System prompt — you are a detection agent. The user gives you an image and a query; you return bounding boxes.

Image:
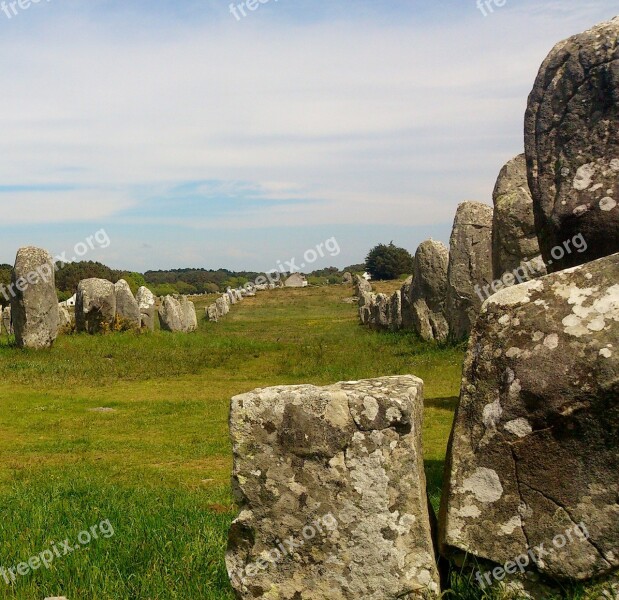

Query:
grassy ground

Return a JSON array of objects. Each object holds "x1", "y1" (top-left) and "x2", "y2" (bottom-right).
[{"x1": 0, "y1": 285, "x2": 610, "y2": 599}]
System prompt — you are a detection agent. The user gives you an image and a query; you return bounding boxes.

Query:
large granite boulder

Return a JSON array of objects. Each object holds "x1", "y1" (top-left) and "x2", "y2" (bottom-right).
[
  {"x1": 10, "y1": 247, "x2": 59, "y2": 349},
  {"x1": 400, "y1": 276, "x2": 414, "y2": 330},
  {"x1": 353, "y1": 274, "x2": 372, "y2": 296},
  {"x1": 369, "y1": 293, "x2": 390, "y2": 330},
  {"x1": 136, "y1": 286, "x2": 156, "y2": 331},
  {"x1": 2, "y1": 306, "x2": 12, "y2": 335},
  {"x1": 114, "y1": 279, "x2": 141, "y2": 330},
  {"x1": 439, "y1": 252, "x2": 619, "y2": 591},
  {"x1": 158, "y1": 296, "x2": 197, "y2": 333},
  {"x1": 206, "y1": 304, "x2": 219, "y2": 322},
  {"x1": 227, "y1": 376, "x2": 440, "y2": 599},
  {"x1": 216, "y1": 295, "x2": 230, "y2": 318},
  {"x1": 342, "y1": 272, "x2": 353, "y2": 285},
  {"x1": 179, "y1": 296, "x2": 198, "y2": 332},
  {"x1": 525, "y1": 17, "x2": 619, "y2": 271},
  {"x1": 58, "y1": 303, "x2": 73, "y2": 332},
  {"x1": 76, "y1": 278, "x2": 116, "y2": 334},
  {"x1": 408, "y1": 240, "x2": 449, "y2": 342},
  {"x1": 492, "y1": 154, "x2": 546, "y2": 283},
  {"x1": 158, "y1": 295, "x2": 184, "y2": 332},
  {"x1": 358, "y1": 291, "x2": 375, "y2": 326},
  {"x1": 446, "y1": 202, "x2": 494, "y2": 341}
]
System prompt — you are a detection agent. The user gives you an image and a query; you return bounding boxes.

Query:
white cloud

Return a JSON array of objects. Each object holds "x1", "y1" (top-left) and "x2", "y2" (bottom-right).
[{"x1": 0, "y1": 1, "x2": 615, "y2": 236}]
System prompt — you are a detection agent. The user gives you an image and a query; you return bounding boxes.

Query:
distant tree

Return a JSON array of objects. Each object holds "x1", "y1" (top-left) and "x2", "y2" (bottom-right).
[
  {"x1": 121, "y1": 272, "x2": 146, "y2": 295},
  {"x1": 343, "y1": 263, "x2": 365, "y2": 274},
  {"x1": 365, "y1": 242, "x2": 413, "y2": 280},
  {"x1": 54, "y1": 261, "x2": 121, "y2": 296}
]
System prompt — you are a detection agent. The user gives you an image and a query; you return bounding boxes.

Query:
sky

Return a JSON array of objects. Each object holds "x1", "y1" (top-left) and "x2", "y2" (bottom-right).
[{"x1": 0, "y1": 0, "x2": 616, "y2": 273}]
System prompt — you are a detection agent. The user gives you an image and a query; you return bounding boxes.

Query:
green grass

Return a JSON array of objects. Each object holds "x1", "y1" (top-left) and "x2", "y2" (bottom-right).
[{"x1": 0, "y1": 285, "x2": 608, "y2": 599}]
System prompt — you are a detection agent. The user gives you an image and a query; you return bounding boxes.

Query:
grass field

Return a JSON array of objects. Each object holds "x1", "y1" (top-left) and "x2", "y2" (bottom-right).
[{"x1": 0, "y1": 285, "x2": 610, "y2": 599}]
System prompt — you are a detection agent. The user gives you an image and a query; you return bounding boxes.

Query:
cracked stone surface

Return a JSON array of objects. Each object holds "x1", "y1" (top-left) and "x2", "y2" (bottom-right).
[
  {"x1": 492, "y1": 154, "x2": 546, "y2": 283},
  {"x1": 158, "y1": 295, "x2": 197, "y2": 332},
  {"x1": 446, "y1": 201, "x2": 494, "y2": 341},
  {"x1": 525, "y1": 17, "x2": 619, "y2": 270},
  {"x1": 136, "y1": 286, "x2": 157, "y2": 331},
  {"x1": 11, "y1": 246, "x2": 59, "y2": 349},
  {"x1": 76, "y1": 278, "x2": 116, "y2": 334},
  {"x1": 114, "y1": 279, "x2": 141, "y2": 330},
  {"x1": 405, "y1": 240, "x2": 449, "y2": 343},
  {"x1": 439, "y1": 252, "x2": 619, "y2": 585},
  {"x1": 227, "y1": 376, "x2": 440, "y2": 599}
]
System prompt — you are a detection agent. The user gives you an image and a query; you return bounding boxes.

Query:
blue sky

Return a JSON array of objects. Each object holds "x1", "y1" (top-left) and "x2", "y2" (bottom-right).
[{"x1": 0, "y1": 0, "x2": 616, "y2": 272}]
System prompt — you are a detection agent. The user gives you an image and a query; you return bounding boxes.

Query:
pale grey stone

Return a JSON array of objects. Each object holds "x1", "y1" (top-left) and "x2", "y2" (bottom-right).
[
  {"x1": 10, "y1": 246, "x2": 59, "y2": 349},
  {"x1": 227, "y1": 376, "x2": 441, "y2": 599},
  {"x1": 76, "y1": 278, "x2": 116, "y2": 334}
]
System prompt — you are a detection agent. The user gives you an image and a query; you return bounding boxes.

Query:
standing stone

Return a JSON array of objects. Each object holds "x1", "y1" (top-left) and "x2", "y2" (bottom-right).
[
  {"x1": 525, "y1": 17, "x2": 619, "y2": 271},
  {"x1": 342, "y1": 272, "x2": 353, "y2": 285},
  {"x1": 179, "y1": 296, "x2": 198, "y2": 332},
  {"x1": 353, "y1": 274, "x2": 372, "y2": 296},
  {"x1": 2, "y1": 306, "x2": 12, "y2": 335},
  {"x1": 76, "y1": 279, "x2": 116, "y2": 334},
  {"x1": 114, "y1": 279, "x2": 141, "y2": 330},
  {"x1": 387, "y1": 290, "x2": 402, "y2": 331},
  {"x1": 228, "y1": 289, "x2": 238, "y2": 305},
  {"x1": 206, "y1": 304, "x2": 219, "y2": 322},
  {"x1": 400, "y1": 276, "x2": 414, "y2": 330},
  {"x1": 358, "y1": 291, "x2": 375, "y2": 326},
  {"x1": 446, "y1": 202, "x2": 494, "y2": 341},
  {"x1": 227, "y1": 376, "x2": 441, "y2": 599},
  {"x1": 11, "y1": 247, "x2": 59, "y2": 349},
  {"x1": 369, "y1": 293, "x2": 390, "y2": 330},
  {"x1": 408, "y1": 240, "x2": 449, "y2": 342},
  {"x1": 58, "y1": 303, "x2": 72, "y2": 331},
  {"x1": 136, "y1": 286, "x2": 156, "y2": 331},
  {"x1": 440, "y1": 252, "x2": 619, "y2": 592},
  {"x1": 158, "y1": 295, "x2": 184, "y2": 332},
  {"x1": 492, "y1": 154, "x2": 546, "y2": 282},
  {"x1": 216, "y1": 296, "x2": 230, "y2": 318}
]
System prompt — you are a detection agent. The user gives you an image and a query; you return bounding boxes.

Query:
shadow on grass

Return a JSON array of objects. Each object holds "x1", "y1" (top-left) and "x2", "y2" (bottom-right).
[{"x1": 426, "y1": 396, "x2": 459, "y2": 411}]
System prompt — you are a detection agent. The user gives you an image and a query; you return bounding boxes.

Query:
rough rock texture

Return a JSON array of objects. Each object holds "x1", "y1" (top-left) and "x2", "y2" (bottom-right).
[
  {"x1": 492, "y1": 154, "x2": 547, "y2": 282},
  {"x1": 158, "y1": 296, "x2": 184, "y2": 332},
  {"x1": 136, "y1": 286, "x2": 156, "y2": 331},
  {"x1": 76, "y1": 278, "x2": 116, "y2": 334},
  {"x1": 11, "y1": 247, "x2": 59, "y2": 349},
  {"x1": 206, "y1": 304, "x2": 219, "y2": 322},
  {"x1": 179, "y1": 296, "x2": 198, "y2": 332},
  {"x1": 227, "y1": 376, "x2": 440, "y2": 599},
  {"x1": 342, "y1": 272, "x2": 353, "y2": 285},
  {"x1": 400, "y1": 276, "x2": 414, "y2": 330},
  {"x1": 408, "y1": 240, "x2": 450, "y2": 342},
  {"x1": 216, "y1": 295, "x2": 230, "y2": 318},
  {"x1": 440, "y1": 252, "x2": 619, "y2": 587},
  {"x1": 114, "y1": 279, "x2": 141, "y2": 329},
  {"x1": 158, "y1": 296, "x2": 197, "y2": 333},
  {"x1": 446, "y1": 202, "x2": 494, "y2": 341},
  {"x1": 353, "y1": 274, "x2": 372, "y2": 296},
  {"x1": 2, "y1": 306, "x2": 12, "y2": 335},
  {"x1": 358, "y1": 291, "x2": 374, "y2": 326},
  {"x1": 228, "y1": 289, "x2": 238, "y2": 305},
  {"x1": 58, "y1": 304, "x2": 72, "y2": 331},
  {"x1": 525, "y1": 17, "x2": 619, "y2": 271}
]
